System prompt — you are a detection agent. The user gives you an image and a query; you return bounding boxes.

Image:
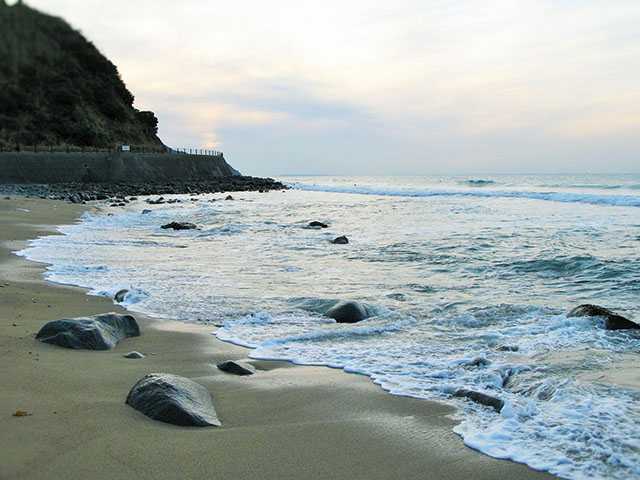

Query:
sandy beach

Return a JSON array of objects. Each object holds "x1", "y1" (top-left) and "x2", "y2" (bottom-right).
[{"x1": 0, "y1": 195, "x2": 556, "y2": 480}]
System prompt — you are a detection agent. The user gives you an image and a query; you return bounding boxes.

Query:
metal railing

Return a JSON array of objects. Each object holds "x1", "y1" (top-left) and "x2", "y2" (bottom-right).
[
  {"x1": 0, "y1": 144, "x2": 223, "y2": 156},
  {"x1": 169, "y1": 147, "x2": 223, "y2": 156}
]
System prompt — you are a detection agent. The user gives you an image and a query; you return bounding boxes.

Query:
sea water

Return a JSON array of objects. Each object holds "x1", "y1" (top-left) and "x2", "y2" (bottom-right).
[{"x1": 18, "y1": 174, "x2": 640, "y2": 479}]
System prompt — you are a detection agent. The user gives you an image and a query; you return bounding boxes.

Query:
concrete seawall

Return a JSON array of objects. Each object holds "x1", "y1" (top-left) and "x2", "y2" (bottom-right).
[{"x1": 0, "y1": 152, "x2": 241, "y2": 184}]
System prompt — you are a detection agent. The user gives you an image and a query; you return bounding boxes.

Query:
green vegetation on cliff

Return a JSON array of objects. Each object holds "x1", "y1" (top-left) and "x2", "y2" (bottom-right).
[{"x1": 0, "y1": 1, "x2": 163, "y2": 148}]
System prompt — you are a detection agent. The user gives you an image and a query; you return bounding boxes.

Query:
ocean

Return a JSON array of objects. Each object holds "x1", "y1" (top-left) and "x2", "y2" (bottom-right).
[{"x1": 18, "y1": 174, "x2": 640, "y2": 479}]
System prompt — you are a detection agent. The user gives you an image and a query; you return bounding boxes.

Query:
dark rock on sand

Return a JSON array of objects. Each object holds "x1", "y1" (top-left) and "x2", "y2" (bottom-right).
[
  {"x1": 161, "y1": 222, "x2": 197, "y2": 230},
  {"x1": 309, "y1": 221, "x2": 328, "y2": 228},
  {"x1": 126, "y1": 373, "x2": 220, "y2": 427},
  {"x1": 326, "y1": 300, "x2": 368, "y2": 323},
  {"x1": 114, "y1": 289, "x2": 129, "y2": 303},
  {"x1": 35, "y1": 313, "x2": 140, "y2": 350},
  {"x1": 225, "y1": 195, "x2": 234, "y2": 200},
  {"x1": 453, "y1": 388, "x2": 504, "y2": 412},
  {"x1": 146, "y1": 197, "x2": 165, "y2": 205},
  {"x1": 124, "y1": 351, "x2": 145, "y2": 359},
  {"x1": 566, "y1": 304, "x2": 640, "y2": 330},
  {"x1": 217, "y1": 360, "x2": 256, "y2": 376},
  {"x1": 331, "y1": 236, "x2": 349, "y2": 244}
]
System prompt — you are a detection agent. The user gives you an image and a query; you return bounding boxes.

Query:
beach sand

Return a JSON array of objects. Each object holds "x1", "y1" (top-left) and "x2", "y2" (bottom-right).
[{"x1": 0, "y1": 196, "x2": 556, "y2": 480}]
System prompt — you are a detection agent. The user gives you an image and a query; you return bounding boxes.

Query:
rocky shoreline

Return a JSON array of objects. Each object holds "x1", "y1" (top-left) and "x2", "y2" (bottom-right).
[
  {"x1": 0, "y1": 195, "x2": 558, "y2": 480},
  {"x1": 0, "y1": 176, "x2": 287, "y2": 203}
]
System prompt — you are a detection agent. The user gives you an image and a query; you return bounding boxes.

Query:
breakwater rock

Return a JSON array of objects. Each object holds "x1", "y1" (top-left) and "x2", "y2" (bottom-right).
[{"x1": 0, "y1": 176, "x2": 287, "y2": 202}]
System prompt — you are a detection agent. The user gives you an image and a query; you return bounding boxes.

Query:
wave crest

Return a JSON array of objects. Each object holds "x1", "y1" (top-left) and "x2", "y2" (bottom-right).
[{"x1": 291, "y1": 183, "x2": 640, "y2": 207}]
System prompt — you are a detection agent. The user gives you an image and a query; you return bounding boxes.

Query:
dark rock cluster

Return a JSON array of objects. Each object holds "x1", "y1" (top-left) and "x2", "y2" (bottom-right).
[{"x1": 0, "y1": 177, "x2": 287, "y2": 202}]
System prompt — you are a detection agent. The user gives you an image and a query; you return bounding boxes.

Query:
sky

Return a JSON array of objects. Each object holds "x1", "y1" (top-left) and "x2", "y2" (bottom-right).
[{"x1": 16, "y1": 0, "x2": 640, "y2": 175}]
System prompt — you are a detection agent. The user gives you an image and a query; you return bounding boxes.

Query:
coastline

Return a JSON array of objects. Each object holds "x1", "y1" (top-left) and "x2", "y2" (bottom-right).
[{"x1": 0, "y1": 196, "x2": 556, "y2": 480}]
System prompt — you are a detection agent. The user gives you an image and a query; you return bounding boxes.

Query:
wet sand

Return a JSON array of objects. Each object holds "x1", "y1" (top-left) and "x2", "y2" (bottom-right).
[{"x1": 0, "y1": 195, "x2": 556, "y2": 480}]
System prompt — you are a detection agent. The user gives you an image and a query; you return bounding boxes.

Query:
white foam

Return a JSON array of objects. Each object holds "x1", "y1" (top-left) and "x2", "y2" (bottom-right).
[{"x1": 291, "y1": 183, "x2": 640, "y2": 207}]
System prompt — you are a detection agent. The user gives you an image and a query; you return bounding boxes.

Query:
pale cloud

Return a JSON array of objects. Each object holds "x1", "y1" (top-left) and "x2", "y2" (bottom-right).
[
  {"x1": 552, "y1": 112, "x2": 640, "y2": 138},
  {"x1": 20, "y1": 0, "x2": 640, "y2": 173}
]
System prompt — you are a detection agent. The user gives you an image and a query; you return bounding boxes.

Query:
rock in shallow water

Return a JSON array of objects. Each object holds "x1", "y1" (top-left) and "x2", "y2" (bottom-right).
[
  {"x1": 331, "y1": 236, "x2": 349, "y2": 244},
  {"x1": 114, "y1": 289, "x2": 129, "y2": 302},
  {"x1": 35, "y1": 313, "x2": 140, "y2": 350},
  {"x1": 308, "y1": 221, "x2": 328, "y2": 228},
  {"x1": 126, "y1": 373, "x2": 221, "y2": 427},
  {"x1": 161, "y1": 222, "x2": 197, "y2": 230},
  {"x1": 566, "y1": 304, "x2": 639, "y2": 330},
  {"x1": 326, "y1": 300, "x2": 368, "y2": 323},
  {"x1": 217, "y1": 360, "x2": 256, "y2": 376},
  {"x1": 453, "y1": 388, "x2": 504, "y2": 412}
]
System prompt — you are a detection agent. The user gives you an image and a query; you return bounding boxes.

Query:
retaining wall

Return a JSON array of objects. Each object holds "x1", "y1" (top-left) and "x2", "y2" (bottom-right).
[{"x1": 0, "y1": 152, "x2": 241, "y2": 184}]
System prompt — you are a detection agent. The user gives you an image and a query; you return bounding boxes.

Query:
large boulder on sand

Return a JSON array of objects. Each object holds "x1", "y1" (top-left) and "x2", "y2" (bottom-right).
[
  {"x1": 35, "y1": 313, "x2": 140, "y2": 350},
  {"x1": 126, "y1": 373, "x2": 221, "y2": 427},
  {"x1": 566, "y1": 304, "x2": 639, "y2": 330},
  {"x1": 326, "y1": 300, "x2": 368, "y2": 323}
]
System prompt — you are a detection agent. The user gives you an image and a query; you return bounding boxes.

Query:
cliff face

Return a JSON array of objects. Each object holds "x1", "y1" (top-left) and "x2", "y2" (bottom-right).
[{"x1": 0, "y1": 1, "x2": 164, "y2": 148}]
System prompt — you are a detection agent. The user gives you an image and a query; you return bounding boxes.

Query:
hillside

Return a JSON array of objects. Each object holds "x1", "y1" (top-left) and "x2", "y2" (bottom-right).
[{"x1": 0, "y1": 1, "x2": 164, "y2": 148}]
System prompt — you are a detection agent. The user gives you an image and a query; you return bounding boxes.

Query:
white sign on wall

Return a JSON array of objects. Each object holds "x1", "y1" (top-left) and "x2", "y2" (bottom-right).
[{"x1": 122, "y1": 145, "x2": 130, "y2": 151}]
